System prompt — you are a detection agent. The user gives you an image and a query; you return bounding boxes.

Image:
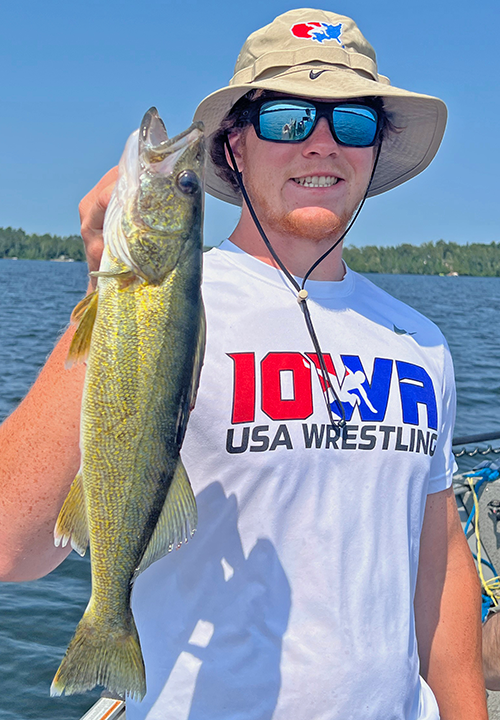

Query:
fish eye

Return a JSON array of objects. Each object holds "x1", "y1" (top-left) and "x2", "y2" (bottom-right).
[{"x1": 176, "y1": 170, "x2": 199, "y2": 195}]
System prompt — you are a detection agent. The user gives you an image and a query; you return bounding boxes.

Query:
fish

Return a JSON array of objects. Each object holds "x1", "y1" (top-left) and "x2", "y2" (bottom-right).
[{"x1": 50, "y1": 108, "x2": 205, "y2": 701}]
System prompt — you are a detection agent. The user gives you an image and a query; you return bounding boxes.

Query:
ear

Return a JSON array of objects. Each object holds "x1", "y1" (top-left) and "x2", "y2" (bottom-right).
[{"x1": 224, "y1": 130, "x2": 246, "y2": 174}]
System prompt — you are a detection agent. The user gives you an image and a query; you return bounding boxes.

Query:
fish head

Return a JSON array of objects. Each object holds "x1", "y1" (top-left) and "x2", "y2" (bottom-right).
[{"x1": 120, "y1": 108, "x2": 205, "y2": 284}]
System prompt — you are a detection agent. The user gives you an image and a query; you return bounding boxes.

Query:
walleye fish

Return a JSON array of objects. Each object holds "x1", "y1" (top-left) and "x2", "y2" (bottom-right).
[{"x1": 50, "y1": 108, "x2": 205, "y2": 700}]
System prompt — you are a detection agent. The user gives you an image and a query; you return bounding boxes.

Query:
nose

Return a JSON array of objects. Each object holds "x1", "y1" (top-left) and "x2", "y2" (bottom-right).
[{"x1": 302, "y1": 117, "x2": 339, "y2": 157}]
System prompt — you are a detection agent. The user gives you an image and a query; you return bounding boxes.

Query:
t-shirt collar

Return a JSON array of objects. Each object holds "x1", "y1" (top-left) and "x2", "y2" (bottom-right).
[{"x1": 215, "y1": 239, "x2": 355, "y2": 299}]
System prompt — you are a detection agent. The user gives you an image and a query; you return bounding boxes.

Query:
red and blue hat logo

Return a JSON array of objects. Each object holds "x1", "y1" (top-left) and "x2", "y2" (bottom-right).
[{"x1": 290, "y1": 21, "x2": 344, "y2": 46}]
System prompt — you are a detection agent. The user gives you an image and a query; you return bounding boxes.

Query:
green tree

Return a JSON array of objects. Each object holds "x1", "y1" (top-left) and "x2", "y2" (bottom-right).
[{"x1": 0, "y1": 227, "x2": 85, "y2": 261}]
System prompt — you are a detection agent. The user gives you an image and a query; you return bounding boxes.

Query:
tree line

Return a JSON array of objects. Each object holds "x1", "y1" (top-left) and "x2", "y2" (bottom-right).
[
  {"x1": 343, "y1": 239, "x2": 500, "y2": 276},
  {"x1": 1, "y1": 227, "x2": 499, "y2": 276},
  {"x1": 0, "y1": 226, "x2": 85, "y2": 261}
]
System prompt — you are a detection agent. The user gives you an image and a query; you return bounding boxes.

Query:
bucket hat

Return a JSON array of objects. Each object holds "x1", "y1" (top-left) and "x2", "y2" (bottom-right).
[{"x1": 194, "y1": 8, "x2": 447, "y2": 205}]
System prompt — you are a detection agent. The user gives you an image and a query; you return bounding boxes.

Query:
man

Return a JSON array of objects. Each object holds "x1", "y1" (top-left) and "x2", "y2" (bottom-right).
[{"x1": 0, "y1": 9, "x2": 488, "y2": 720}]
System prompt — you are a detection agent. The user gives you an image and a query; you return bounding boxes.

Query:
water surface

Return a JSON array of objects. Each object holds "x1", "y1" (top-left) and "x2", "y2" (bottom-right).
[{"x1": 1, "y1": 260, "x2": 499, "y2": 719}]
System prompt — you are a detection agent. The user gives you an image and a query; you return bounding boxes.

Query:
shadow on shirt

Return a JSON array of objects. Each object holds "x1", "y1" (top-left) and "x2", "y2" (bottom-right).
[{"x1": 128, "y1": 481, "x2": 291, "y2": 720}]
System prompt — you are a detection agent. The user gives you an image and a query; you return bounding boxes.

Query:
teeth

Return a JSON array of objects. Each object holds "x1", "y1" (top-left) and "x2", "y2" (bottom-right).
[{"x1": 294, "y1": 176, "x2": 339, "y2": 187}]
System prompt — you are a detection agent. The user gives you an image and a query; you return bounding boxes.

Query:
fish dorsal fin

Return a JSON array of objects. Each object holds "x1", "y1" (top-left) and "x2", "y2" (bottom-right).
[
  {"x1": 66, "y1": 291, "x2": 99, "y2": 368},
  {"x1": 132, "y1": 459, "x2": 197, "y2": 581},
  {"x1": 54, "y1": 471, "x2": 89, "y2": 557}
]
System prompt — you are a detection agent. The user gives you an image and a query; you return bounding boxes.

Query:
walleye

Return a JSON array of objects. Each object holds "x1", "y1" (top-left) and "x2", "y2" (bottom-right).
[{"x1": 50, "y1": 109, "x2": 205, "y2": 700}]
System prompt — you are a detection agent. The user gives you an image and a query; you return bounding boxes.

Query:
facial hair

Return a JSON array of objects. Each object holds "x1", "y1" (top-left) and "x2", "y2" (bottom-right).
[{"x1": 244, "y1": 174, "x2": 361, "y2": 243}]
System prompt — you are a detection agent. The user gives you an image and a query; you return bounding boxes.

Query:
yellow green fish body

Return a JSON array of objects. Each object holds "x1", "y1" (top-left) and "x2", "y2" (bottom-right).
[{"x1": 51, "y1": 110, "x2": 205, "y2": 700}]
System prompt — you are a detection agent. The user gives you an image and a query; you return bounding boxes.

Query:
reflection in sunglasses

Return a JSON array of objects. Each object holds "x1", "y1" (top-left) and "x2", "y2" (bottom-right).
[{"x1": 257, "y1": 100, "x2": 378, "y2": 147}]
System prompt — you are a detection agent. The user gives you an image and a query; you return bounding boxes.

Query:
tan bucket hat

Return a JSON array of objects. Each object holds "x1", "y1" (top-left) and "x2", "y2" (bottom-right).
[{"x1": 194, "y1": 8, "x2": 447, "y2": 205}]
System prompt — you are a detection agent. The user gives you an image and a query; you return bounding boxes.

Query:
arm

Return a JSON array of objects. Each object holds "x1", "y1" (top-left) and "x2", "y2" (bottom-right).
[
  {"x1": 0, "y1": 168, "x2": 117, "y2": 582},
  {"x1": 415, "y1": 485, "x2": 488, "y2": 719}
]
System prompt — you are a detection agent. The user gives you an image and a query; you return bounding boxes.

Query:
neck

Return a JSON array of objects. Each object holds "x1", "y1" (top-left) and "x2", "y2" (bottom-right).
[{"x1": 228, "y1": 206, "x2": 346, "y2": 281}]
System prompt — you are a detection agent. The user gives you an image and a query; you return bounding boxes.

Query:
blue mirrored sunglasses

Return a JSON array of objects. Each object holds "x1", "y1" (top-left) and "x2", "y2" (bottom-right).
[{"x1": 247, "y1": 99, "x2": 379, "y2": 147}]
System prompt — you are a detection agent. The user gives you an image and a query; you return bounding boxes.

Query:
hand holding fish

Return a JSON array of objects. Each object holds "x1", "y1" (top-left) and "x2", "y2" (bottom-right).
[{"x1": 79, "y1": 166, "x2": 118, "y2": 287}]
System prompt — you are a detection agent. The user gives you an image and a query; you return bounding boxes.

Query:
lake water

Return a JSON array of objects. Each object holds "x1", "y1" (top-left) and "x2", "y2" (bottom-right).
[{"x1": 1, "y1": 259, "x2": 499, "y2": 719}]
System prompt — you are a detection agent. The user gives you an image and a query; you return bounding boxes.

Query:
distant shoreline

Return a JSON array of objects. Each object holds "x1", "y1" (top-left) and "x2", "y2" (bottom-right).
[
  {"x1": 342, "y1": 240, "x2": 500, "y2": 277},
  {"x1": 1, "y1": 227, "x2": 499, "y2": 277}
]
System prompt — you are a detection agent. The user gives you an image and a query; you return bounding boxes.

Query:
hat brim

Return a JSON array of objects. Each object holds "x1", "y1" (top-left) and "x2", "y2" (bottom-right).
[{"x1": 193, "y1": 64, "x2": 447, "y2": 204}]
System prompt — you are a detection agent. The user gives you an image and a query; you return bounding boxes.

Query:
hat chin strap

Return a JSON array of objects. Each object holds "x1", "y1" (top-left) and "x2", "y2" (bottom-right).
[{"x1": 224, "y1": 133, "x2": 382, "y2": 429}]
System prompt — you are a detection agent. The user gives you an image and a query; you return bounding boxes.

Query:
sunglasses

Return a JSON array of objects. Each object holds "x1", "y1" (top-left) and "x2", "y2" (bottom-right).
[{"x1": 246, "y1": 99, "x2": 380, "y2": 147}]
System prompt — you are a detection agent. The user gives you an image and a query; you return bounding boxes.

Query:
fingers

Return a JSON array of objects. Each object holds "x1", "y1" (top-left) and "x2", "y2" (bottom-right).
[{"x1": 79, "y1": 167, "x2": 119, "y2": 284}]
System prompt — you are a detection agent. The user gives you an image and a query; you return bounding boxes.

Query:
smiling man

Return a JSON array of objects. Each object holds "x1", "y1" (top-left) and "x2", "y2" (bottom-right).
[
  {"x1": 211, "y1": 92, "x2": 382, "y2": 278},
  {"x1": 0, "y1": 8, "x2": 488, "y2": 720}
]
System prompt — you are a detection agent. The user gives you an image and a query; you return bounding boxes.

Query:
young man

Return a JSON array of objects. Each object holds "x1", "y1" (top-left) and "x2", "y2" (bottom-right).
[{"x1": 0, "y1": 9, "x2": 488, "y2": 720}]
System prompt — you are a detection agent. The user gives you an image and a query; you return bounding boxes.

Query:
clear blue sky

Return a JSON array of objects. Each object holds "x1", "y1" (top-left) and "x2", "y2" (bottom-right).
[{"x1": 0, "y1": 0, "x2": 498, "y2": 247}]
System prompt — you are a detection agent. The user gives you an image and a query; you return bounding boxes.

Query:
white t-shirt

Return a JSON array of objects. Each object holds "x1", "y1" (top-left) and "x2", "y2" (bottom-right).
[{"x1": 128, "y1": 240, "x2": 455, "y2": 720}]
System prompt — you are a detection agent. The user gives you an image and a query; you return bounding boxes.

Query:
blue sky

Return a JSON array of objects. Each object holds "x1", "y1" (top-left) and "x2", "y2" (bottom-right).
[{"x1": 0, "y1": 0, "x2": 498, "y2": 247}]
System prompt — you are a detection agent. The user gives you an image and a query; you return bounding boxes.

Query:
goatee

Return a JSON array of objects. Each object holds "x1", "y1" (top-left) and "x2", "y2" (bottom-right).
[{"x1": 244, "y1": 178, "x2": 354, "y2": 243}]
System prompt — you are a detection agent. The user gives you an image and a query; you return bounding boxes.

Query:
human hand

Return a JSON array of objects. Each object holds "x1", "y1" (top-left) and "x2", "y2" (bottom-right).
[{"x1": 79, "y1": 167, "x2": 118, "y2": 289}]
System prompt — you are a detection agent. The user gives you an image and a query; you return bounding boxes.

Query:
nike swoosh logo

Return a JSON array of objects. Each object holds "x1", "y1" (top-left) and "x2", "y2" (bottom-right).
[
  {"x1": 393, "y1": 324, "x2": 416, "y2": 336},
  {"x1": 309, "y1": 69, "x2": 328, "y2": 80}
]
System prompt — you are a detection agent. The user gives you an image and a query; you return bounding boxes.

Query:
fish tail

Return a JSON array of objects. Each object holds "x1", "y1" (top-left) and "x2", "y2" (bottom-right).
[{"x1": 50, "y1": 605, "x2": 146, "y2": 700}]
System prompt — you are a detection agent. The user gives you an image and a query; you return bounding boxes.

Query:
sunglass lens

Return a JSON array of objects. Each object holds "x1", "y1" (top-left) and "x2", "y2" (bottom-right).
[
  {"x1": 259, "y1": 101, "x2": 316, "y2": 141},
  {"x1": 333, "y1": 105, "x2": 378, "y2": 147}
]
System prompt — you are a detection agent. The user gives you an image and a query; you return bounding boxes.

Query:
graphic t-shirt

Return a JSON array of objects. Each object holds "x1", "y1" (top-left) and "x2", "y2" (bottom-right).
[{"x1": 128, "y1": 240, "x2": 456, "y2": 720}]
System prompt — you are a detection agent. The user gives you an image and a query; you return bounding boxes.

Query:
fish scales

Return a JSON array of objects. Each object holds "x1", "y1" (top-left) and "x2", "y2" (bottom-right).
[
  {"x1": 84, "y1": 261, "x2": 199, "y2": 575},
  {"x1": 51, "y1": 109, "x2": 205, "y2": 701}
]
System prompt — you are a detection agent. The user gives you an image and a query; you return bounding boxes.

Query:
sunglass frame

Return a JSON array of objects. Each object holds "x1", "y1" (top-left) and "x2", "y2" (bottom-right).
[{"x1": 245, "y1": 98, "x2": 380, "y2": 147}]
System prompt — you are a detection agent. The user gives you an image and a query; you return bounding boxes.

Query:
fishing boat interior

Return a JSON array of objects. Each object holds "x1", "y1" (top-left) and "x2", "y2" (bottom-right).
[{"x1": 453, "y1": 430, "x2": 500, "y2": 718}]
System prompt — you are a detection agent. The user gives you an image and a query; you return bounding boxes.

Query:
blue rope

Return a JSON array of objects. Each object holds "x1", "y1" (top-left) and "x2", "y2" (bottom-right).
[
  {"x1": 462, "y1": 466, "x2": 500, "y2": 621},
  {"x1": 472, "y1": 552, "x2": 498, "y2": 576},
  {"x1": 482, "y1": 594, "x2": 493, "y2": 623},
  {"x1": 463, "y1": 468, "x2": 500, "y2": 535}
]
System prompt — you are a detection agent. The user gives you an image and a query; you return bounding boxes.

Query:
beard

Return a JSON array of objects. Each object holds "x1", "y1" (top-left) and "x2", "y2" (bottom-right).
[{"x1": 244, "y1": 176, "x2": 359, "y2": 243}]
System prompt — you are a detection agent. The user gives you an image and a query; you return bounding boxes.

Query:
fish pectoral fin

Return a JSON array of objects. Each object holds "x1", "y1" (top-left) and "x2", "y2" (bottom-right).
[
  {"x1": 132, "y1": 460, "x2": 197, "y2": 581},
  {"x1": 66, "y1": 291, "x2": 99, "y2": 367},
  {"x1": 70, "y1": 290, "x2": 98, "y2": 324},
  {"x1": 54, "y1": 471, "x2": 89, "y2": 556},
  {"x1": 90, "y1": 269, "x2": 139, "y2": 290}
]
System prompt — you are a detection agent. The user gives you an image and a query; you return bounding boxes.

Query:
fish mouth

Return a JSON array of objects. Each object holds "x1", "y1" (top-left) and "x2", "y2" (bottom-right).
[
  {"x1": 152, "y1": 122, "x2": 203, "y2": 153},
  {"x1": 141, "y1": 112, "x2": 204, "y2": 167},
  {"x1": 166, "y1": 121, "x2": 204, "y2": 150},
  {"x1": 143, "y1": 124, "x2": 204, "y2": 178}
]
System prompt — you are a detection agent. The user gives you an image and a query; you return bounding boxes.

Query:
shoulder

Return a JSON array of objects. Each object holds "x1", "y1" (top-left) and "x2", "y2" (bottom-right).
[
  {"x1": 349, "y1": 269, "x2": 447, "y2": 345},
  {"x1": 348, "y1": 270, "x2": 455, "y2": 398},
  {"x1": 202, "y1": 244, "x2": 228, "y2": 270},
  {"x1": 202, "y1": 244, "x2": 245, "y2": 284},
  {"x1": 201, "y1": 243, "x2": 286, "y2": 297}
]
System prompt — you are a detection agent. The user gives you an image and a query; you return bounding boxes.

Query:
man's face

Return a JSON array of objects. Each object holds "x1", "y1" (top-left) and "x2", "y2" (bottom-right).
[{"x1": 229, "y1": 99, "x2": 376, "y2": 243}]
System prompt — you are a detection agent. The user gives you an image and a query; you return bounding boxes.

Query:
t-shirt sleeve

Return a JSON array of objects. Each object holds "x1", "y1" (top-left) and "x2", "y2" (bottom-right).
[{"x1": 427, "y1": 338, "x2": 457, "y2": 494}]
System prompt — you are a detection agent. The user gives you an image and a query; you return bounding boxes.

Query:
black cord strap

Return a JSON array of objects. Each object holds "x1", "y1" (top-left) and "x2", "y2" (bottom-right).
[
  {"x1": 224, "y1": 134, "x2": 381, "y2": 429},
  {"x1": 302, "y1": 142, "x2": 382, "y2": 287},
  {"x1": 225, "y1": 141, "x2": 301, "y2": 294}
]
